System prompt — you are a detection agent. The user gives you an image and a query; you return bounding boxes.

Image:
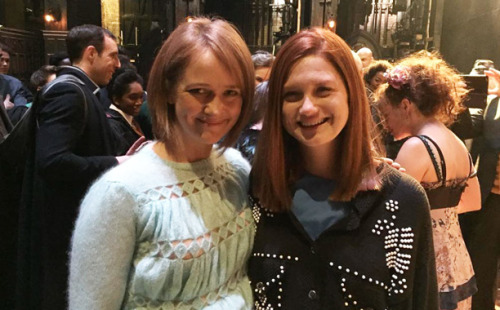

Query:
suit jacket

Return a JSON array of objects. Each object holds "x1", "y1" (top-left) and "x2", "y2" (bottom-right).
[{"x1": 17, "y1": 66, "x2": 118, "y2": 310}]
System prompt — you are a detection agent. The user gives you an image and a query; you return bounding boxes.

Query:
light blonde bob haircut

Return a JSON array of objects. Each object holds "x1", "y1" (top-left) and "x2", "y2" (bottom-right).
[
  {"x1": 252, "y1": 28, "x2": 377, "y2": 212},
  {"x1": 147, "y1": 17, "x2": 255, "y2": 148}
]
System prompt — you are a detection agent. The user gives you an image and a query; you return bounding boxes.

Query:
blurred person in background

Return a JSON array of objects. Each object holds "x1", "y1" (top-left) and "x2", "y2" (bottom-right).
[
  {"x1": 106, "y1": 69, "x2": 145, "y2": 155},
  {"x1": 252, "y1": 50, "x2": 274, "y2": 85}
]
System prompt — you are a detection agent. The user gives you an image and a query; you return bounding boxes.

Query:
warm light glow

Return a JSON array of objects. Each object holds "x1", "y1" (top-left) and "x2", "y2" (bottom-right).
[
  {"x1": 44, "y1": 14, "x2": 55, "y2": 22},
  {"x1": 326, "y1": 18, "x2": 336, "y2": 32},
  {"x1": 186, "y1": 16, "x2": 194, "y2": 23}
]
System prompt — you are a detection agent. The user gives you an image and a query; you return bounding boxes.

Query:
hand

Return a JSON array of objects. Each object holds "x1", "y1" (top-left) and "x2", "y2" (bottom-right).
[
  {"x1": 116, "y1": 137, "x2": 148, "y2": 164},
  {"x1": 126, "y1": 136, "x2": 147, "y2": 155},
  {"x1": 485, "y1": 68, "x2": 500, "y2": 96},
  {"x1": 3, "y1": 94, "x2": 14, "y2": 110},
  {"x1": 115, "y1": 155, "x2": 130, "y2": 164},
  {"x1": 382, "y1": 157, "x2": 406, "y2": 173},
  {"x1": 357, "y1": 176, "x2": 381, "y2": 192}
]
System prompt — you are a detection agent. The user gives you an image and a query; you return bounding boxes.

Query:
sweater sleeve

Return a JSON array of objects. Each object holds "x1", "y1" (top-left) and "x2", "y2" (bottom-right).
[
  {"x1": 411, "y1": 192, "x2": 439, "y2": 310},
  {"x1": 68, "y1": 178, "x2": 136, "y2": 310},
  {"x1": 392, "y1": 177, "x2": 439, "y2": 310}
]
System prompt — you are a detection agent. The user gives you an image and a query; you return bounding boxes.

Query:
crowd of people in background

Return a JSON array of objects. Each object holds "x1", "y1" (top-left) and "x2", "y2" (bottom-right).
[{"x1": 0, "y1": 16, "x2": 498, "y2": 310}]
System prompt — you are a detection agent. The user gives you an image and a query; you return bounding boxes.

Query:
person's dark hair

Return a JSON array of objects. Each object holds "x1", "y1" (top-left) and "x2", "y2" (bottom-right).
[
  {"x1": 147, "y1": 17, "x2": 254, "y2": 149},
  {"x1": 66, "y1": 24, "x2": 116, "y2": 63},
  {"x1": 252, "y1": 28, "x2": 377, "y2": 211},
  {"x1": 107, "y1": 68, "x2": 143, "y2": 101},
  {"x1": 0, "y1": 41, "x2": 13, "y2": 56},
  {"x1": 49, "y1": 51, "x2": 70, "y2": 66},
  {"x1": 248, "y1": 81, "x2": 269, "y2": 126},
  {"x1": 364, "y1": 60, "x2": 392, "y2": 85},
  {"x1": 29, "y1": 65, "x2": 58, "y2": 92},
  {"x1": 117, "y1": 54, "x2": 137, "y2": 72},
  {"x1": 376, "y1": 51, "x2": 467, "y2": 125},
  {"x1": 252, "y1": 50, "x2": 274, "y2": 68}
]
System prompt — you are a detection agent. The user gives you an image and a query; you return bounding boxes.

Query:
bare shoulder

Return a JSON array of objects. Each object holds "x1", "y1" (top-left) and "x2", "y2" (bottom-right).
[
  {"x1": 398, "y1": 136, "x2": 428, "y2": 154},
  {"x1": 395, "y1": 137, "x2": 431, "y2": 182}
]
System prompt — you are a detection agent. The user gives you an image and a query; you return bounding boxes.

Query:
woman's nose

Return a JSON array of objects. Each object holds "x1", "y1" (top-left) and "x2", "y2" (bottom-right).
[
  {"x1": 203, "y1": 95, "x2": 223, "y2": 115},
  {"x1": 299, "y1": 96, "x2": 318, "y2": 116}
]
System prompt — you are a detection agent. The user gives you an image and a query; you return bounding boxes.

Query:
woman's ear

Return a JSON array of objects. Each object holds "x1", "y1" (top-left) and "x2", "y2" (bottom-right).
[{"x1": 400, "y1": 98, "x2": 412, "y2": 114}]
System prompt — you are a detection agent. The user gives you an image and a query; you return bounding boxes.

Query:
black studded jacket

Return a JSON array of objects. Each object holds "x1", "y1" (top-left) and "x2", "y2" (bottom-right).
[{"x1": 249, "y1": 165, "x2": 439, "y2": 310}]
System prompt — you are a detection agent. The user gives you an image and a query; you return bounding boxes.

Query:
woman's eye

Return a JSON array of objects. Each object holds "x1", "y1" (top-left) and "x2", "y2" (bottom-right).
[
  {"x1": 283, "y1": 91, "x2": 303, "y2": 102},
  {"x1": 224, "y1": 89, "x2": 241, "y2": 97},
  {"x1": 187, "y1": 88, "x2": 209, "y2": 95},
  {"x1": 316, "y1": 86, "x2": 332, "y2": 97}
]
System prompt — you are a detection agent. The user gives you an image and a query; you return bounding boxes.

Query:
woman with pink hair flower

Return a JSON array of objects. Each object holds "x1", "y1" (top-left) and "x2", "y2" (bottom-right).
[{"x1": 376, "y1": 52, "x2": 481, "y2": 310}]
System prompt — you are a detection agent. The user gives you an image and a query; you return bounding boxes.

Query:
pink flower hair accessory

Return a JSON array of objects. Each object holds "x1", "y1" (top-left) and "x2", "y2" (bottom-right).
[{"x1": 385, "y1": 66, "x2": 410, "y2": 90}]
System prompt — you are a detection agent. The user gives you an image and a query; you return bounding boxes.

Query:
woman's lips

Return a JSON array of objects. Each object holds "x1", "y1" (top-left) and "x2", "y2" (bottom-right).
[{"x1": 298, "y1": 117, "x2": 329, "y2": 128}]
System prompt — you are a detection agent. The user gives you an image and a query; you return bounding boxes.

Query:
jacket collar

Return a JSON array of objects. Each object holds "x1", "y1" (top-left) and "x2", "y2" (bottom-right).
[{"x1": 58, "y1": 66, "x2": 100, "y2": 95}]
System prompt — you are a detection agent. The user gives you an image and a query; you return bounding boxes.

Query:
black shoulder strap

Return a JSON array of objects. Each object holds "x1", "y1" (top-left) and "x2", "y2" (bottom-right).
[
  {"x1": 38, "y1": 74, "x2": 88, "y2": 133},
  {"x1": 416, "y1": 135, "x2": 447, "y2": 186}
]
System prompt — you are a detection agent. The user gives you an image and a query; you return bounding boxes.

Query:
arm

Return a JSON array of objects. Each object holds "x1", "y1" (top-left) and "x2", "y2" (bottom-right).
[
  {"x1": 35, "y1": 84, "x2": 117, "y2": 186},
  {"x1": 458, "y1": 174, "x2": 481, "y2": 213},
  {"x1": 7, "y1": 76, "x2": 32, "y2": 106},
  {"x1": 69, "y1": 179, "x2": 136, "y2": 310},
  {"x1": 389, "y1": 179, "x2": 438, "y2": 310},
  {"x1": 411, "y1": 189, "x2": 439, "y2": 310}
]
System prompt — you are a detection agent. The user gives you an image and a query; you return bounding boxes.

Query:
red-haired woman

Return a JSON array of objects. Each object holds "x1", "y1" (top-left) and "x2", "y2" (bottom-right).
[
  {"x1": 377, "y1": 52, "x2": 481, "y2": 310},
  {"x1": 248, "y1": 28, "x2": 438, "y2": 309}
]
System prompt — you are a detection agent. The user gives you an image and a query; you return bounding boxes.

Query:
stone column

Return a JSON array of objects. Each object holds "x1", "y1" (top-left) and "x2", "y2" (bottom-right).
[{"x1": 101, "y1": 0, "x2": 120, "y2": 39}]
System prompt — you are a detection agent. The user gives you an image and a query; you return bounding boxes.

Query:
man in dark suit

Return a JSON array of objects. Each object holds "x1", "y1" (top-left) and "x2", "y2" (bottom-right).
[{"x1": 17, "y1": 25, "x2": 124, "y2": 310}]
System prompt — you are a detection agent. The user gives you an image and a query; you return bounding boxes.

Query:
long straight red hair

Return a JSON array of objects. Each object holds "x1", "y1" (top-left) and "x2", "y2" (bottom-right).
[{"x1": 251, "y1": 28, "x2": 376, "y2": 212}]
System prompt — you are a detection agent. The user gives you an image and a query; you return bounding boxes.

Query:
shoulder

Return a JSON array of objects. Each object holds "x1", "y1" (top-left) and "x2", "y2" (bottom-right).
[
  {"x1": 381, "y1": 169, "x2": 431, "y2": 232},
  {"x1": 221, "y1": 147, "x2": 251, "y2": 175},
  {"x1": 104, "y1": 150, "x2": 160, "y2": 187},
  {"x1": 380, "y1": 166, "x2": 429, "y2": 214},
  {"x1": 398, "y1": 136, "x2": 428, "y2": 155},
  {"x1": 2, "y1": 74, "x2": 22, "y2": 85},
  {"x1": 106, "y1": 110, "x2": 126, "y2": 124}
]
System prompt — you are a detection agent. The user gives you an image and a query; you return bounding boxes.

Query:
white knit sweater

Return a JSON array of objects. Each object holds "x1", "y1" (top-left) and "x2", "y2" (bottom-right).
[{"x1": 69, "y1": 144, "x2": 254, "y2": 309}]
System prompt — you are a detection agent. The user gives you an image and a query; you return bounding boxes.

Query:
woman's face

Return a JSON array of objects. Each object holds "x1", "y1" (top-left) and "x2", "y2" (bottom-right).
[
  {"x1": 255, "y1": 66, "x2": 271, "y2": 85},
  {"x1": 115, "y1": 81, "x2": 144, "y2": 116},
  {"x1": 369, "y1": 71, "x2": 386, "y2": 91},
  {"x1": 378, "y1": 98, "x2": 408, "y2": 140},
  {"x1": 281, "y1": 55, "x2": 349, "y2": 151},
  {"x1": 173, "y1": 51, "x2": 242, "y2": 148}
]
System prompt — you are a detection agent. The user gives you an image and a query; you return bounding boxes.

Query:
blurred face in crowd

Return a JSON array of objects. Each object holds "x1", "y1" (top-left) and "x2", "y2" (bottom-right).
[
  {"x1": 89, "y1": 35, "x2": 120, "y2": 86},
  {"x1": 0, "y1": 50, "x2": 10, "y2": 74},
  {"x1": 281, "y1": 55, "x2": 349, "y2": 152},
  {"x1": 114, "y1": 82, "x2": 144, "y2": 116},
  {"x1": 173, "y1": 50, "x2": 242, "y2": 150},
  {"x1": 357, "y1": 48, "x2": 373, "y2": 69},
  {"x1": 369, "y1": 71, "x2": 387, "y2": 91},
  {"x1": 378, "y1": 98, "x2": 409, "y2": 140},
  {"x1": 255, "y1": 66, "x2": 272, "y2": 85}
]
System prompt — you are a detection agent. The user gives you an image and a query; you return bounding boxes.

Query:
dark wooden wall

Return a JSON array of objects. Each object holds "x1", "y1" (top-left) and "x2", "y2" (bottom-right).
[
  {"x1": 0, "y1": 27, "x2": 44, "y2": 84},
  {"x1": 440, "y1": 0, "x2": 500, "y2": 73}
]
